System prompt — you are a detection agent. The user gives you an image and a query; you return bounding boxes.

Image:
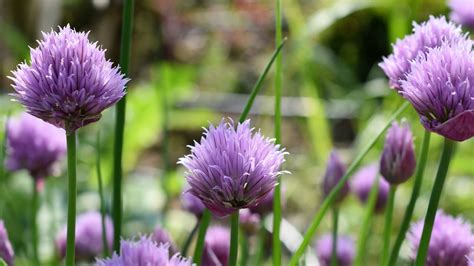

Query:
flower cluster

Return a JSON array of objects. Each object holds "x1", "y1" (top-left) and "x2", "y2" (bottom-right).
[
  {"x1": 96, "y1": 237, "x2": 192, "y2": 266},
  {"x1": 6, "y1": 113, "x2": 66, "y2": 186},
  {"x1": 322, "y1": 151, "x2": 349, "y2": 203},
  {"x1": 315, "y1": 234, "x2": 354, "y2": 266},
  {"x1": 380, "y1": 122, "x2": 416, "y2": 184},
  {"x1": 379, "y1": 16, "x2": 464, "y2": 90},
  {"x1": 56, "y1": 211, "x2": 113, "y2": 261},
  {"x1": 179, "y1": 119, "x2": 287, "y2": 217},
  {"x1": 408, "y1": 210, "x2": 474, "y2": 266},
  {"x1": 202, "y1": 226, "x2": 230, "y2": 266},
  {"x1": 10, "y1": 25, "x2": 128, "y2": 133},
  {"x1": 351, "y1": 164, "x2": 389, "y2": 213},
  {"x1": 449, "y1": 0, "x2": 474, "y2": 28}
]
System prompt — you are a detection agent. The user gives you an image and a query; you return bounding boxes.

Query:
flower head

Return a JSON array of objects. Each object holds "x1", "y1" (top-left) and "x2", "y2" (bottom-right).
[
  {"x1": 202, "y1": 226, "x2": 230, "y2": 266},
  {"x1": 248, "y1": 187, "x2": 284, "y2": 215},
  {"x1": 401, "y1": 40, "x2": 474, "y2": 141},
  {"x1": 380, "y1": 122, "x2": 416, "y2": 184},
  {"x1": 152, "y1": 226, "x2": 177, "y2": 254},
  {"x1": 379, "y1": 16, "x2": 464, "y2": 90},
  {"x1": 239, "y1": 209, "x2": 260, "y2": 235},
  {"x1": 351, "y1": 164, "x2": 390, "y2": 213},
  {"x1": 408, "y1": 210, "x2": 474, "y2": 266},
  {"x1": 96, "y1": 237, "x2": 192, "y2": 266},
  {"x1": 10, "y1": 25, "x2": 128, "y2": 133},
  {"x1": 179, "y1": 119, "x2": 287, "y2": 217},
  {"x1": 6, "y1": 113, "x2": 66, "y2": 188},
  {"x1": 315, "y1": 234, "x2": 355, "y2": 266},
  {"x1": 56, "y1": 211, "x2": 113, "y2": 261},
  {"x1": 0, "y1": 221, "x2": 14, "y2": 266},
  {"x1": 181, "y1": 191, "x2": 205, "y2": 218},
  {"x1": 322, "y1": 151, "x2": 349, "y2": 203},
  {"x1": 449, "y1": 0, "x2": 474, "y2": 29}
]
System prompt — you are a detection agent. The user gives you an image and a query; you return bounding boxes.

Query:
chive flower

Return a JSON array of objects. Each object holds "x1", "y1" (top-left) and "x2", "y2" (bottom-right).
[
  {"x1": 181, "y1": 191, "x2": 205, "y2": 218},
  {"x1": 9, "y1": 25, "x2": 128, "y2": 133},
  {"x1": 315, "y1": 234, "x2": 355, "y2": 266},
  {"x1": 6, "y1": 113, "x2": 66, "y2": 189},
  {"x1": 380, "y1": 122, "x2": 416, "y2": 185},
  {"x1": 401, "y1": 40, "x2": 474, "y2": 141},
  {"x1": 152, "y1": 226, "x2": 177, "y2": 254},
  {"x1": 408, "y1": 210, "x2": 474, "y2": 266},
  {"x1": 351, "y1": 164, "x2": 389, "y2": 213},
  {"x1": 179, "y1": 119, "x2": 287, "y2": 217},
  {"x1": 202, "y1": 226, "x2": 230, "y2": 266},
  {"x1": 56, "y1": 211, "x2": 113, "y2": 262},
  {"x1": 0, "y1": 221, "x2": 14, "y2": 266},
  {"x1": 239, "y1": 209, "x2": 260, "y2": 235},
  {"x1": 449, "y1": 0, "x2": 474, "y2": 29},
  {"x1": 322, "y1": 151, "x2": 349, "y2": 203},
  {"x1": 379, "y1": 16, "x2": 464, "y2": 91},
  {"x1": 96, "y1": 237, "x2": 192, "y2": 266}
]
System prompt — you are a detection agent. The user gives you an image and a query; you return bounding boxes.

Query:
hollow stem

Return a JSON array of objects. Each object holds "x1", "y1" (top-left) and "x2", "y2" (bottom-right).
[
  {"x1": 289, "y1": 102, "x2": 409, "y2": 266},
  {"x1": 31, "y1": 180, "x2": 39, "y2": 264},
  {"x1": 272, "y1": 0, "x2": 283, "y2": 263},
  {"x1": 330, "y1": 207, "x2": 339, "y2": 266},
  {"x1": 193, "y1": 209, "x2": 211, "y2": 264},
  {"x1": 182, "y1": 219, "x2": 199, "y2": 257},
  {"x1": 239, "y1": 231, "x2": 249, "y2": 266},
  {"x1": 229, "y1": 212, "x2": 240, "y2": 266},
  {"x1": 382, "y1": 186, "x2": 396, "y2": 265},
  {"x1": 414, "y1": 139, "x2": 455, "y2": 266},
  {"x1": 388, "y1": 130, "x2": 430, "y2": 266},
  {"x1": 96, "y1": 131, "x2": 109, "y2": 257},
  {"x1": 112, "y1": 0, "x2": 135, "y2": 252},
  {"x1": 65, "y1": 131, "x2": 77, "y2": 266}
]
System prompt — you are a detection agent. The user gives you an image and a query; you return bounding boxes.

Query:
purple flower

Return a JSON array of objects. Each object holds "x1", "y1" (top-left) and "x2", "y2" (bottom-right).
[
  {"x1": 380, "y1": 122, "x2": 416, "y2": 185},
  {"x1": 181, "y1": 191, "x2": 205, "y2": 218},
  {"x1": 202, "y1": 226, "x2": 230, "y2": 266},
  {"x1": 9, "y1": 25, "x2": 128, "y2": 133},
  {"x1": 315, "y1": 234, "x2": 354, "y2": 266},
  {"x1": 179, "y1": 119, "x2": 287, "y2": 217},
  {"x1": 6, "y1": 113, "x2": 66, "y2": 189},
  {"x1": 56, "y1": 211, "x2": 113, "y2": 261},
  {"x1": 248, "y1": 187, "x2": 285, "y2": 215},
  {"x1": 322, "y1": 151, "x2": 349, "y2": 203},
  {"x1": 401, "y1": 40, "x2": 474, "y2": 141},
  {"x1": 449, "y1": 0, "x2": 474, "y2": 28},
  {"x1": 351, "y1": 164, "x2": 389, "y2": 213},
  {"x1": 0, "y1": 221, "x2": 14, "y2": 266},
  {"x1": 96, "y1": 237, "x2": 192, "y2": 266},
  {"x1": 408, "y1": 210, "x2": 474, "y2": 266},
  {"x1": 379, "y1": 16, "x2": 464, "y2": 90},
  {"x1": 152, "y1": 226, "x2": 177, "y2": 254},
  {"x1": 239, "y1": 209, "x2": 260, "y2": 235}
]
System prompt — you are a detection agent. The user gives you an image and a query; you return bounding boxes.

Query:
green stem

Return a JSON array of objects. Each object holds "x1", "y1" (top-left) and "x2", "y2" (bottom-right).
[
  {"x1": 354, "y1": 175, "x2": 381, "y2": 266},
  {"x1": 238, "y1": 39, "x2": 287, "y2": 123},
  {"x1": 193, "y1": 209, "x2": 211, "y2": 264},
  {"x1": 229, "y1": 212, "x2": 240, "y2": 266},
  {"x1": 254, "y1": 222, "x2": 266, "y2": 265},
  {"x1": 65, "y1": 132, "x2": 77, "y2": 266},
  {"x1": 182, "y1": 219, "x2": 199, "y2": 257},
  {"x1": 112, "y1": 0, "x2": 135, "y2": 253},
  {"x1": 414, "y1": 139, "x2": 455, "y2": 266},
  {"x1": 0, "y1": 112, "x2": 10, "y2": 184},
  {"x1": 31, "y1": 180, "x2": 39, "y2": 264},
  {"x1": 382, "y1": 186, "x2": 396, "y2": 266},
  {"x1": 388, "y1": 130, "x2": 430, "y2": 266},
  {"x1": 289, "y1": 102, "x2": 409, "y2": 266},
  {"x1": 330, "y1": 207, "x2": 339, "y2": 266},
  {"x1": 273, "y1": 0, "x2": 283, "y2": 263},
  {"x1": 239, "y1": 230, "x2": 249, "y2": 266},
  {"x1": 96, "y1": 131, "x2": 109, "y2": 257}
]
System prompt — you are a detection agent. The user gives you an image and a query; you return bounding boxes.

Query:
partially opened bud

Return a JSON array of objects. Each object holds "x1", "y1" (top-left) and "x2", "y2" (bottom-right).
[
  {"x1": 322, "y1": 151, "x2": 349, "y2": 203},
  {"x1": 380, "y1": 122, "x2": 416, "y2": 185}
]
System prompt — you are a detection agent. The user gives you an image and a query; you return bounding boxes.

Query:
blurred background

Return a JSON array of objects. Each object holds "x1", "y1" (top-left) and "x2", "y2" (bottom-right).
[{"x1": 0, "y1": 0, "x2": 473, "y2": 265}]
